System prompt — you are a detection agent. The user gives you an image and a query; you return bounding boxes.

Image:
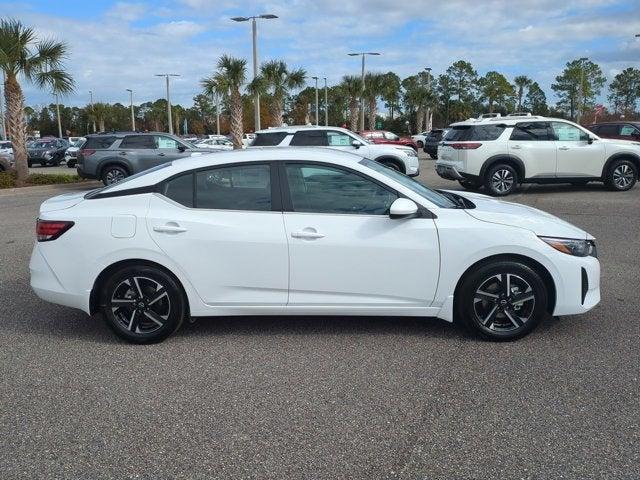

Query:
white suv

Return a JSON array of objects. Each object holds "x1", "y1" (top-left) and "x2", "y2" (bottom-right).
[
  {"x1": 251, "y1": 125, "x2": 420, "y2": 176},
  {"x1": 435, "y1": 114, "x2": 640, "y2": 196}
]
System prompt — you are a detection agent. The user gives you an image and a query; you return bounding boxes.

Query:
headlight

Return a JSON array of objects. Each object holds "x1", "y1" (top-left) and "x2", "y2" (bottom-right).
[
  {"x1": 539, "y1": 236, "x2": 597, "y2": 258},
  {"x1": 402, "y1": 148, "x2": 418, "y2": 157},
  {"x1": 44, "y1": 151, "x2": 52, "y2": 159}
]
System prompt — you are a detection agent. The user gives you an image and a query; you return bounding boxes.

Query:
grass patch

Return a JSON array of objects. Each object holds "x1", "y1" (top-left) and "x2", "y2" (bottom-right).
[{"x1": 0, "y1": 170, "x2": 84, "y2": 189}]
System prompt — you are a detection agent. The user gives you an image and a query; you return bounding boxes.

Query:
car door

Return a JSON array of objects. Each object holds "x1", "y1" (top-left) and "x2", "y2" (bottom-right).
[
  {"x1": 155, "y1": 135, "x2": 191, "y2": 163},
  {"x1": 147, "y1": 162, "x2": 288, "y2": 306},
  {"x1": 507, "y1": 122, "x2": 557, "y2": 178},
  {"x1": 551, "y1": 122, "x2": 606, "y2": 178},
  {"x1": 280, "y1": 162, "x2": 440, "y2": 309},
  {"x1": 118, "y1": 135, "x2": 158, "y2": 171}
]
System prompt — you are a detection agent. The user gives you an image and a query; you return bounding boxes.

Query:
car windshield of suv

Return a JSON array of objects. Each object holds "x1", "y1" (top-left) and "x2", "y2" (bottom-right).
[{"x1": 359, "y1": 158, "x2": 457, "y2": 209}]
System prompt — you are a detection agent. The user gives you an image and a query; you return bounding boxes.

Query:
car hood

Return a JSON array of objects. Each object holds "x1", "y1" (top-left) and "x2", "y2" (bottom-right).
[
  {"x1": 39, "y1": 191, "x2": 89, "y2": 213},
  {"x1": 360, "y1": 143, "x2": 411, "y2": 156},
  {"x1": 449, "y1": 190, "x2": 592, "y2": 240},
  {"x1": 599, "y1": 138, "x2": 640, "y2": 148}
]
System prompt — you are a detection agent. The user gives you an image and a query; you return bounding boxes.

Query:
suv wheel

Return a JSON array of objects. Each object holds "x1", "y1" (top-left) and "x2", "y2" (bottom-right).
[
  {"x1": 380, "y1": 160, "x2": 402, "y2": 173},
  {"x1": 484, "y1": 163, "x2": 518, "y2": 196},
  {"x1": 102, "y1": 165, "x2": 128, "y2": 185},
  {"x1": 605, "y1": 159, "x2": 637, "y2": 191},
  {"x1": 101, "y1": 265, "x2": 186, "y2": 344},
  {"x1": 456, "y1": 260, "x2": 548, "y2": 341}
]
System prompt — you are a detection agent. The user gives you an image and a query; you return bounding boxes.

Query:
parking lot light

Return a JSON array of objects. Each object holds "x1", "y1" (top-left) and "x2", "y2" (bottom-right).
[
  {"x1": 155, "y1": 74, "x2": 180, "y2": 135},
  {"x1": 126, "y1": 89, "x2": 135, "y2": 131}
]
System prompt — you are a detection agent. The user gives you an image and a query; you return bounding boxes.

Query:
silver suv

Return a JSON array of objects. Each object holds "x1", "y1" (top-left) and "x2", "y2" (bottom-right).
[{"x1": 77, "y1": 132, "x2": 212, "y2": 185}]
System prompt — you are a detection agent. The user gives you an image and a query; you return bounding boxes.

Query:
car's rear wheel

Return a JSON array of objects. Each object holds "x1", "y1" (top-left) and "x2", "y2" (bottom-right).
[
  {"x1": 456, "y1": 260, "x2": 548, "y2": 341},
  {"x1": 100, "y1": 266, "x2": 186, "y2": 344},
  {"x1": 484, "y1": 163, "x2": 518, "y2": 196},
  {"x1": 102, "y1": 165, "x2": 128, "y2": 185},
  {"x1": 605, "y1": 159, "x2": 637, "y2": 191},
  {"x1": 416, "y1": 140, "x2": 424, "y2": 148}
]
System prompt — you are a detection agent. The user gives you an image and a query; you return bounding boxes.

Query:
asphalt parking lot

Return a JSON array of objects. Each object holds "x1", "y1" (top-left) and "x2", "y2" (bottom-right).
[{"x1": 1, "y1": 154, "x2": 639, "y2": 479}]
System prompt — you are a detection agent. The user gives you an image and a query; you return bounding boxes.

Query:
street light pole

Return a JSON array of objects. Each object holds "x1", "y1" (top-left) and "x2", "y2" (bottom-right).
[
  {"x1": 323, "y1": 77, "x2": 328, "y2": 126},
  {"x1": 155, "y1": 74, "x2": 180, "y2": 134},
  {"x1": 348, "y1": 52, "x2": 380, "y2": 131},
  {"x1": 312, "y1": 76, "x2": 319, "y2": 126},
  {"x1": 231, "y1": 14, "x2": 278, "y2": 132},
  {"x1": 126, "y1": 89, "x2": 135, "y2": 131},
  {"x1": 577, "y1": 57, "x2": 588, "y2": 124},
  {"x1": 89, "y1": 90, "x2": 96, "y2": 133}
]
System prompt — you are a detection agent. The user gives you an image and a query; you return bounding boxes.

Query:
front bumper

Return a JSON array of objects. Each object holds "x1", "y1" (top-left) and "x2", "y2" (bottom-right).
[
  {"x1": 553, "y1": 254, "x2": 600, "y2": 316},
  {"x1": 435, "y1": 163, "x2": 464, "y2": 180}
]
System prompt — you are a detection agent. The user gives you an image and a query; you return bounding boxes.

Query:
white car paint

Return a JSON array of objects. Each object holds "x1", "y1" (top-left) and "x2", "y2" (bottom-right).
[
  {"x1": 412, "y1": 132, "x2": 429, "y2": 146},
  {"x1": 193, "y1": 138, "x2": 234, "y2": 150},
  {"x1": 30, "y1": 147, "x2": 600, "y2": 334}
]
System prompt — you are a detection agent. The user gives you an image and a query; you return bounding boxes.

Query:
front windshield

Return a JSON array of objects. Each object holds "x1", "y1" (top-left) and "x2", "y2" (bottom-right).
[
  {"x1": 360, "y1": 158, "x2": 457, "y2": 209},
  {"x1": 34, "y1": 141, "x2": 55, "y2": 148}
]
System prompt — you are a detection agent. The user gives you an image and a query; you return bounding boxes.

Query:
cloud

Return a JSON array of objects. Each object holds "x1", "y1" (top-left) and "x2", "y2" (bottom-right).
[{"x1": 106, "y1": 2, "x2": 147, "y2": 22}]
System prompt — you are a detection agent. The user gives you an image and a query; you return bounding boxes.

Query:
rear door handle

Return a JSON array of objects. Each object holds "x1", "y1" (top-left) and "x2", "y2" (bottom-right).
[
  {"x1": 511, "y1": 145, "x2": 522, "y2": 149},
  {"x1": 158, "y1": 153, "x2": 166, "y2": 156},
  {"x1": 119, "y1": 151, "x2": 127, "y2": 155},
  {"x1": 291, "y1": 230, "x2": 325, "y2": 240},
  {"x1": 153, "y1": 225, "x2": 187, "y2": 233},
  {"x1": 558, "y1": 146, "x2": 570, "y2": 151}
]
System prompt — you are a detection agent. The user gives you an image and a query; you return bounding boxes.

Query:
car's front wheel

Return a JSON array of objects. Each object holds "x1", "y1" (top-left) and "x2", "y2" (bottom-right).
[
  {"x1": 100, "y1": 265, "x2": 187, "y2": 344},
  {"x1": 484, "y1": 163, "x2": 518, "y2": 196},
  {"x1": 605, "y1": 159, "x2": 637, "y2": 191},
  {"x1": 102, "y1": 165, "x2": 128, "y2": 185},
  {"x1": 456, "y1": 260, "x2": 548, "y2": 341},
  {"x1": 416, "y1": 140, "x2": 424, "y2": 148}
]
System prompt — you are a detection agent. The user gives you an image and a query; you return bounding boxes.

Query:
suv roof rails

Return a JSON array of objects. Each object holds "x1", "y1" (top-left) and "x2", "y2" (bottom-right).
[
  {"x1": 479, "y1": 113, "x2": 501, "y2": 119},
  {"x1": 507, "y1": 112, "x2": 532, "y2": 117}
]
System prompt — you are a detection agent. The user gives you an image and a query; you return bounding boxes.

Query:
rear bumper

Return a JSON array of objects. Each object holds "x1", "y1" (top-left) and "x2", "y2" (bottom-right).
[
  {"x1": 76, "y1": 165, "x2": 97, "y2": 180},
  {"x1": 435, "y1": 163, "x2": 464, "y2": 180}
]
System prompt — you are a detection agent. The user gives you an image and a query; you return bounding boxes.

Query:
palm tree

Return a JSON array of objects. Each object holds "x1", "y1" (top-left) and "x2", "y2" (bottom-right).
[
  {"x1": 202, "y1": 55, "x2": 247, "y2": 149},
  {"x1": 249, "y1": 60, "x2": 306, "y2": 127},
  {"x1": 340, "y1": 75, "x2": 361, "y2": 131},
  {"x1": 514, "y1": 75, "x2": 532, "y2": 111},
  {"x1": 364, "y1": 73, "x2": 384, "y2": 130},
  {"x1": 91, "y1": 102, "x2": 110, "y2": 132},
  {"x1": 380, "y1": 72, "x2": 401, "y2": 120},
  {"x1": 0, "y1": 19, "x2": 74, "y2": 184}
]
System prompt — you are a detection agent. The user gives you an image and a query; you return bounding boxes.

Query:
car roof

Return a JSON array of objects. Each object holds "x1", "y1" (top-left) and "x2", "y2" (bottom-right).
[
  {"x1": 255, "y1": 125, "x2": 354, "y2": 134},
  {"x1": 588, "y1": 121, "x2": 640, "y2": 126},
  {"x1": 99, "y1": 147, "x2": 368, "y2": 193},
  {"x1": 85, "y1": 131, "x2": 177, "y2": 138},
  {"x1": 449, "y1": 114, "x2": 578, "y2": 127}
]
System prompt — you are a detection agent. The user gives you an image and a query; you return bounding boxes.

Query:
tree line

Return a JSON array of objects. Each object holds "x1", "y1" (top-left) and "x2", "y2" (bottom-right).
[{"x1": 2, "y1": 18, "x2": 640, "y2": 184}]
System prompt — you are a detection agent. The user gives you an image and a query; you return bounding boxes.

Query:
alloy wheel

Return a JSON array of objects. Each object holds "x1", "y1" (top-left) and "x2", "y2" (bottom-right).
[
  {"x1": 110, "y1": 276, "x2": 171, "y2": 335},
  {"x1": 105, "y1": 169, "x2": 126, "y2": 184},
  {"x1": 491, "y1": 169, "x2": 514, "y2": 194},
  {"x1": 613, "y1": 164, "x2": 634, "y2": 189},
  {"x1": 473, "y1": 273, "x2": 536, "y2": 332}
]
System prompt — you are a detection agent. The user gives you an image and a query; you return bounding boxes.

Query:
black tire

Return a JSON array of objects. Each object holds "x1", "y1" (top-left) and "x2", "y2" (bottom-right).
[
  {"x1": 100, "y1": 265, "x2": 186, "y2": 344},
  {"x1": 416, "y1": 140, "x2": 424, "y2": 148},
  {"x1": 101, "y1": 165, "x2": 128, "y2": 185},
  {"x1": 458, "y1": 179, "x2": 481, "y2": 190},
  {"x1": 456, "y1": 260, "x2": 548, "y2": 341},
  {"x1": 605, "y1": 158, "x2": 637, "y2": 191},
  {"x1": 484, "y1": 163, "x2": 518, "y2": 196},
  {"x1": 380, "y1": 160, "x2": 403, "y2": 173},
  {"x1": 429, "y1": 153, "x2": 437, "y2": 160},
  {"x1": 67, "y1": 160, "x2": 76, "y2": 168}
]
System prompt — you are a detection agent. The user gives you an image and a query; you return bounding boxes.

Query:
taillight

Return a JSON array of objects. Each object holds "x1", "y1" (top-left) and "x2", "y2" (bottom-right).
[
  {"x1": 36, "y1": 219, "x2": 74, "y2": 242},
  {"x1": 82, "y1": 148, "x2": 96, "y2": 156},
  {"x1": 449, "y1": 143, "x2": 482, "y2": 150}
]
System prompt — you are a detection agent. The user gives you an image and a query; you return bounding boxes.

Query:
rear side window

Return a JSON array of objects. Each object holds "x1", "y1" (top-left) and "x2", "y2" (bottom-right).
[
  {"x1": 163, "y1": 174, "x2": 194, "y2": 207},
  {"x1": 252, "y1": 132, "x2": 288, "y2": 146},
  {"x1": 597, "y1": 125, "x2": 620, "y2": 137},
  {"x1": 290, "y1": 131, "x2": 328, "y2": 146},
  {"x1": 510, "y1": 122, "x2": 552, "y2": 141},
  {"x1": 444, "y1": 125, "x2": 505, "y2": 141},
  {"x1": 120, "y1": 135, "x2": 155, "y2": 149},
  {"x1": 84, "y1": 136, "x2": 117, "y2": 149}
]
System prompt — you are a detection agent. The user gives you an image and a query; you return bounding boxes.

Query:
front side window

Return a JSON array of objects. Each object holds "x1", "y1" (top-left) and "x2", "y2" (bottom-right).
[
  {"x1": 120, "y1": 135, "x2": 155, "y2": 149},
  {"x1": 597, "y1": 124, "x2": 619, "y2": 137},
  {"x1": 620, "y1": 125, "x2": 640, "y2": 138},
  {"x1": 285, "y1": 163, "x2": 397, "y2": 215},
  {"x1": 290, "y1": 130, "x2": 328, "y2": 146},
  {"x1": 327, "y1": 131, "x2": 353, "y2": 146},
  {"x1": 509, "y1": 122, "x2": 552, "y2": 141},
  {"x1": 551, "y1": 122, "x2": 589, "y2": 142},
  {"x1": 155, "y1": 136, "x2": 181, "y2": 149},
  {"x1": 196, "y1": 164, "x2": 271, "y2": 210}
]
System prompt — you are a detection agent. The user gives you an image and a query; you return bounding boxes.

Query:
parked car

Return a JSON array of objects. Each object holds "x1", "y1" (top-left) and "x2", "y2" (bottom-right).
[
  {"x1": 435, "y1": 113, "x2": 639, "y2": 196},
  {"x1": 0, "y1": 140, "x2": 13, "y2": 157},
  {"x1": 64, "y1": 137, "x2": 86, "y2": 168},
  {"x1": 30, "y1": 147, "x2": 600, "y2": 344},
  {"x1": 0, "y1": 153, "x2": 12, "y2": 172},
  {"x1": 411, "y1": 131, "x2": 429, "y2": 148},
  {"x1": 76, "y1": 132, "x2": 212, "y2": 185},
  {"x1": 66, "y1": 136, "x2": 83, "y2": 145},
  {"x1": 27, "y1": 138, "x2": 70, "y2": 167},
  {"x1": 193, "y1": 138, "x2": 234, "y2": 150},
  {"x1": 242, "y1": 133, "x2": 256, "y2": 148},
  {"x1": 358, "y1": 130, "x2": 419, "y2": 151},
  {"x1": 586, "y1": 122, "x2": 640, "y2": 142},
  {"x1": 252, "y1": 125, "x2": 420, "y2": 176}
]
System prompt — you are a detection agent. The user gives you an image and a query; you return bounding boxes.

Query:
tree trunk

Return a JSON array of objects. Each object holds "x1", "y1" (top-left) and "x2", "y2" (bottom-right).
[
  {"x1": 488, "y1": 99, "x2": 494, "y2": 113},
  {"x1": 270, "y1": 94, "x2": 283, "y2": 127},
  {"x1": 230, "y1": 89, "x2": 243, "y2": 149},
  {"x1": 416, "y1": 107, "x2": 424, "y2": 134},
  {"x1": 4, "y1": 74, "x2": 28, "y2": 185},
  {"x1": 368, "y1": 98, "x2": 377, "y2": 130},
  {"x1": 99, "y1": 118, "x2": 105, "y2": 132},
  {"x1": 349, "y1": 98, "x2": 359, "y2": 131}
]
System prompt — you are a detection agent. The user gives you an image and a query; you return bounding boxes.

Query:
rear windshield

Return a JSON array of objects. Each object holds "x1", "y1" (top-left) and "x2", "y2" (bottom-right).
[
  {"x1": 252, "y1": 132, "x2": 288, "y2": 146},
  {"x1": 33, "y1": 140, "x2": 55, "y2": 148},
  {"x1": 84, "y1": 136, "x2": 117, "y2": 149},
  {"x1": 444, "y1": 125, "x2": 505, "y2": 141}
]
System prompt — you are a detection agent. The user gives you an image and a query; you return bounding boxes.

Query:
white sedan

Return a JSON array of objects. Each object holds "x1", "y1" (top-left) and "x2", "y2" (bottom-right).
[
  {"x1": 30, "y1": 148, "x2": 600, "y2": 343},
  {"x1": 193, "y1": 138, "x2": 234, "y2": 150}
]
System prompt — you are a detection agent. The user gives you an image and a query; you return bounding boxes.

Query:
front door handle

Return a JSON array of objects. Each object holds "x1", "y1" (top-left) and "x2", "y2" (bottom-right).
[
  {"x1": 158, "y1": 153, "x2": 166, "y2": 156},
  {"x1": 291, "y1": 229, "x2": 325, "y2": 240},
  {"x1": 511, "y1": 145, "x2": 522, "y2": 149},
  {"x1": 119, "y1": 151, "x2": 127, "y2": 155},
  {"x1": 153, "y1": 225, "x2": 187, "y2": 233},
  {"x1": 558, "y1": 146, "x2": 570, "y2": 151}
]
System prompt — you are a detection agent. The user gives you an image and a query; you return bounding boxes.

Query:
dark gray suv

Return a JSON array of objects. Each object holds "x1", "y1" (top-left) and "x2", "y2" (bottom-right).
[{"x1": 77, "y1": 132, "x2": 212, "y2": 185}]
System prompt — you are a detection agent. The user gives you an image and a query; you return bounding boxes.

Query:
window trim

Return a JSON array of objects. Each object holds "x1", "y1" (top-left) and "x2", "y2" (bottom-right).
[{"x1": 158, "y1": 161, "x2": 281, "y2": 212}]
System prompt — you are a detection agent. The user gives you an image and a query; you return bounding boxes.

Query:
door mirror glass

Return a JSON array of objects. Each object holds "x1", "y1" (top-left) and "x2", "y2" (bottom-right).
[{"x1": 389, "y1": 198, "x2": 418, "y2": 219}]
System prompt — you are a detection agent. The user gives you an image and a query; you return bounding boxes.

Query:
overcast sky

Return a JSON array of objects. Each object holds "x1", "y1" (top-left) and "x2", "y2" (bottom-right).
[{"x1": 2, "y1": 0, "x2": 640, "y2": 110}]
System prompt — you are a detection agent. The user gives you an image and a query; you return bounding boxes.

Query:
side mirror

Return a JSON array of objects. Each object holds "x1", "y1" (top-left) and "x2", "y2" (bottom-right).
[
  {"x1": 177, "y1": 145, "x2": 186, "y2": 152},
  {"x1": 352, "y1": 140, "x2": 363, "y2": 149},
  {"x1": 389, "y1": 198, "x2": 418, "y2": 219},
  {"x1": 587, "y1": 136, "x2": 596, "y2": 144}
]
